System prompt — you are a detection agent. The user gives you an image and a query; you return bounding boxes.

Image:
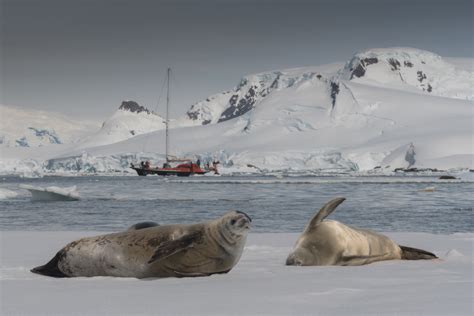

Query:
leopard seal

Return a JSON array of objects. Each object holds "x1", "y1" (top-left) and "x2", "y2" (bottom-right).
[
  {"x1": 286, "y1": 197, "x2": 437, "y2": 266},
  {"x1": 31, "y1": 211, "x2": 251, "y2": 278}
]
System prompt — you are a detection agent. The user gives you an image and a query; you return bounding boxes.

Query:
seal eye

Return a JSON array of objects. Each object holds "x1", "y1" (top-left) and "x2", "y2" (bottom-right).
[{"x1": 230, "y1": 219, "x2": 236, "y2": 225}]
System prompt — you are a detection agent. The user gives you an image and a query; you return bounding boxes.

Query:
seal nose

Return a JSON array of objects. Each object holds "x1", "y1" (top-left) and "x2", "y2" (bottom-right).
[
  {"x1": 286, "y1": 255, "x2": 295, "y2": 266},
  {"x1": 286, "y1": 254, "x2": 301, "y2": 266}
]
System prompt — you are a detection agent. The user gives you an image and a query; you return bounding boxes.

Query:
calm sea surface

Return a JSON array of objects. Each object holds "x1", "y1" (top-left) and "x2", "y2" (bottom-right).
[{"x1": 1, "y1": 175, "x2": 472, "y2": 233}]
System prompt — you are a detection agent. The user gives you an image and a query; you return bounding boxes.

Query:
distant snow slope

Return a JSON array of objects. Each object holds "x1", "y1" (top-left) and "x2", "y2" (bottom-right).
[
  {"x1": 1, "y1": 48, "x2": 473, "y2": 175},
  {"x1": 0, "y1": 105, "x2": 99, "y2": 148}
]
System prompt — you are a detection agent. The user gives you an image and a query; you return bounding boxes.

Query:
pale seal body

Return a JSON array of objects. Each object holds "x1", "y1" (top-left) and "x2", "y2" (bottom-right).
[
  {"x1": 32, "y1": 211, "x2": 251, "y2": 278},
  {"x1": 286, "y1": 198, "x2": 437, "y2": 266}
]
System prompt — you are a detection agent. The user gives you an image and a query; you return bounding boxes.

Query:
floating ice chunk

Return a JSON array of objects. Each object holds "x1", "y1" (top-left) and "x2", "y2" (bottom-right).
[
  {"x1": 0, "y1": 188, "x2": 18, "y2": 200},
  {"x1": 19, "y1": 184, "x2": 80, "y2": 201},
  {"x1": 418, "y1": 186, "x2": 436, "y2": 192}
]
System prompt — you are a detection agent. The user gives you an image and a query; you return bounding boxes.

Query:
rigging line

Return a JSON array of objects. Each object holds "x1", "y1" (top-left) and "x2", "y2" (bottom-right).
[
  {"x1": 141, "y1": 70, "x2": 168, "y2": 154},
  {"x1": 154, "y1": 70, "x2": 168, "y2": 114}
]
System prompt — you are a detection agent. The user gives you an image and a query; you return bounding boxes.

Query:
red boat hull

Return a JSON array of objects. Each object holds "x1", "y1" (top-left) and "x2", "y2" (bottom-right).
[{"x1": 131, "y1": 163, "x2": 208, "y2": 177}]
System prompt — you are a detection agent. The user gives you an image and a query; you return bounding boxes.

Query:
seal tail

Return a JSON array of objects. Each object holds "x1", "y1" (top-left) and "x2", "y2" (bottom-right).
[
  {"x1": 399, "y1": 245, "x2": 438, "y2": 260},
  {"x1": 31, "y1": 251, "x2": 68, "y2": 278}
]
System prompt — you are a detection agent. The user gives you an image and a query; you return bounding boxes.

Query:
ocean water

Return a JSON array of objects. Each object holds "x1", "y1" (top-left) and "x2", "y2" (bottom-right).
[{"x1": 0, "y1": 175, "x2": 472, "y2": 233}]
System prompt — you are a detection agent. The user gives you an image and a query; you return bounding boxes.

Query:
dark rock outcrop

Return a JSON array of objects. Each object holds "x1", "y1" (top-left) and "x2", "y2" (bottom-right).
[
  {"x1": 119, "y1": 101, "x2": 151, "y2": 114},
  {"x1": 218, "y1": 85, "x2": 259, "y2": 123},
  {"x1": 417, "y1": 71, "x2": 427, "y2": 83},
  {"x1": 350, "y1": 57, "x2": 379, "y2": 79},
  {"x1": 388, "y1": 58, "x2": 401, "y2": 71},
  {"x1": 330, "y1": 81, "x2": 340, "y2": 108},
  {"x1": 187, "y1": 110, "x2": 200, "y2": 121},
  {"x1": 28, "y1": 127, "x2": 62, "y2": 144},
  {"x1": 16, "y1": 137, "x2": 29, "y2": 147}
]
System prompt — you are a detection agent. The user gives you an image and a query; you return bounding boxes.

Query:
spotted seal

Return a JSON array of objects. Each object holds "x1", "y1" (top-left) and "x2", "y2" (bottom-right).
[{"x1": 32, "y1": 211, "x2": 251, "y2": 278}]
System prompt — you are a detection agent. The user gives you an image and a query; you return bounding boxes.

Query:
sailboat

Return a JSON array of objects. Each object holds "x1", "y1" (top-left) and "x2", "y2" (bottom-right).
[{"x1": 130, "y1": 68, "x2": 218, "y2": 176}]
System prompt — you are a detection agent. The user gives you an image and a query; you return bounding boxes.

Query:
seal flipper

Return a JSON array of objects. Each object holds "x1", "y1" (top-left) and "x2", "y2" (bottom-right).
[
  {"x1": 173, "y1": 271, "x2": 212, "y2": 278},
  {"x1": 148, "y1": 231, "x2": 203, "y2": 264},
  {"x1": 305, "y1": 197, "x2": 346, "y2": 232},
  {"x1": 31, "y1": 251, "x2": 68, "y2": 278},
  {"x1": 400, "y1": 245, "x2": 438, "y2": 260},
  {"x1": 340, "y1": 253, "x2": 392, "y2": 266},
  {"x1": 127, "y1": 221, "x2": 160, "y2": 231}
]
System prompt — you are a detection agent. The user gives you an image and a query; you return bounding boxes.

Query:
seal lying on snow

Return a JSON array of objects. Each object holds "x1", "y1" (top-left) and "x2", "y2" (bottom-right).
[
  {"x1": 286, "y1": 197, "x2": 437, "y2": 266},
  {"x1": 32, "y1": 211, "x2": 251, "y2": 278}
]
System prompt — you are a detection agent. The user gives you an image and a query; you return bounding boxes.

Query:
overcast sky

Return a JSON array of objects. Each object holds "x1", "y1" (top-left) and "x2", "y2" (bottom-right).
[{"x1": 1, "y1": 0, "x2": 472, "y2": 120}]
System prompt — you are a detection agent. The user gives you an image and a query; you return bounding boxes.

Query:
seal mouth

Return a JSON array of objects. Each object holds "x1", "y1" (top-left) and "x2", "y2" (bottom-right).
[{"x1": 237, "y1": 218, "x2": 251, "y2": 229}]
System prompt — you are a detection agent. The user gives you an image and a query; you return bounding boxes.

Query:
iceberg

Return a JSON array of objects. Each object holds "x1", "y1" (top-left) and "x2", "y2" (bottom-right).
[
  {"x1": 0, "y1": 188, "x2": 18, "y2": 200},
  {"x1": 19, "y1": 184, "x2": 80, "y2": 201}
]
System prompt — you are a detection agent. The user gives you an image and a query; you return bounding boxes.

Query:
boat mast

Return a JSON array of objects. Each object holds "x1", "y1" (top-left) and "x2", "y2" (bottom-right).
[{"x1": 165, "y1": 67, "x2": 170, "y2": 162}]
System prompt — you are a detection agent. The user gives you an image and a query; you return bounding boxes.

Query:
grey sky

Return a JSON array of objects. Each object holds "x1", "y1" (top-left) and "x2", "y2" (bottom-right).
[{"x1": 1, "y1": 0, "x2": 472, "y2": 120}]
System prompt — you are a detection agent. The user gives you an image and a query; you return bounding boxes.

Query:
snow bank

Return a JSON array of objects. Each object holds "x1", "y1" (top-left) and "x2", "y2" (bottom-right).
[
  {"x1": 19, "y1": 184, "x2": 80, "y2": 201},
  {"x1": 0, "y1": 231, "x2": 472, "y2": 315}
]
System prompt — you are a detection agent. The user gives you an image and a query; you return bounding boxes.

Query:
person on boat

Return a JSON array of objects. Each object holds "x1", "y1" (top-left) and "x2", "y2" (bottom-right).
[
  {"x1": 196, "y1": 158, "x2": 201, "y2": 167},
  {"x1": 140, "y1": 161, "x2": 145, "y2": 168},
  {"x1": 145, "y1": 161, "x2": 151, "y2": 169},
  {"x1": 212, "y1": 160, "x2": 220, "y2": 175}
]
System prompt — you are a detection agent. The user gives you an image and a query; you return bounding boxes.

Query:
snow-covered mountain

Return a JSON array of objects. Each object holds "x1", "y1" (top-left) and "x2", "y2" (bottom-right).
[
  {"x1": 1, "y1": 47, "x2": 473, "y2": 176},
  {"x1": 183, "y1": 48, "x2": 472, "y2": 128},
  {"x1": 337, "y1": 48, "x2": 473, "y2": 100},
  {"x1": 75, "y1": 101, "x2": 166, "y2": 148},
  {"x1": 0, "y1": 105, "x2": 99, "y2": 148},
  {"x1": 182, "y1": 63, "x2": 341, "y2": 127}
]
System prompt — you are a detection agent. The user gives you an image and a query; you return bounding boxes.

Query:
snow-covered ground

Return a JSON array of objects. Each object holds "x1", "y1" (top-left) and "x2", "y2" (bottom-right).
[
  {"x1": 1, "y1": 47, "x2": 473, "y2": 176},
  {"x1": 0, "y1": 231, "x2": 472, "y2": 315}
]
